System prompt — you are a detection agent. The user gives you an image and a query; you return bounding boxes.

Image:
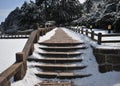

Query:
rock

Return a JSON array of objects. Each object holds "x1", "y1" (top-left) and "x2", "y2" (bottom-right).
[{"x1": 3, "y1": 7, "x2": 21, "y2": 31}]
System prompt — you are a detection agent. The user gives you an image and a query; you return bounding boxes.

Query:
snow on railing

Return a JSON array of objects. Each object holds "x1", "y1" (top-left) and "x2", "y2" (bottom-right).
[
  {"x1": 0, "y1": 34, "x2": 30, "y2": 39},
  {"x1": 69, "y1": 26, "x2": 120, "y2": 45},
  {"x1": 0, "y1": 26, "x2": 54, "y2": 86}
]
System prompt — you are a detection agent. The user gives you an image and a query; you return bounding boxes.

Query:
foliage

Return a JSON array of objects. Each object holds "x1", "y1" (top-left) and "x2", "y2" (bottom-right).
[{"x1": 36, "y1": 0, "x2": 83, "y2": 24}]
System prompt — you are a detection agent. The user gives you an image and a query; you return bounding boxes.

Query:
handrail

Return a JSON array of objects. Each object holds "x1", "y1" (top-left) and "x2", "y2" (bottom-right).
[
  {"x1": 0, "y1": 34, "x2": 29, "y2": 39},
  {"x1": 102, "y1": 33, "x2": 120, "y2": 37},
  {"x1": 69, "y1": 27, "x2": 120, "y2": 45},
  {"x1": 0, "y1": 62, "x2": 22, "y2": 86},
  {"x1": 0, "y1": 26, "x2": 54, "y2": 86},
  {"x1": 22, "y1": 30, "x2": 38, "y2": 57}
]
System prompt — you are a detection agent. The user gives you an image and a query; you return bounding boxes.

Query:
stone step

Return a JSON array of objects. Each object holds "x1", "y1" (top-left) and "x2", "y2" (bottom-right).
[
  {"x1": 35, "y1": 80, "x2": 73, "y2": 86},
  {"x1": 39, "y1": 52, "x2": 82, "y2": 57},
  {"x1": 39, "y1": 46, "x2": 87, "y2": 52},
  {"x1": 38, "y1": 42, "x2": 84, "y2": 46},
  {"x1": 35, "y1": 72, "x2": 91, "y2": 79},
  {"x1": 28, "y1": 57, "x2": 82, "y2": 63},
  {"x1": 35, "y1": 64, "x2": 86, "y2": 70}
]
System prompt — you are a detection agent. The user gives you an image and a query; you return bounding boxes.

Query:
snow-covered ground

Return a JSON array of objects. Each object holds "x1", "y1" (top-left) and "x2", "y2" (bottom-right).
[
  {"x1": 63, "y1": 27, "x2": 120, "y2": 86},
  {"x1": 0, "y1": 39, "x2": 27, "y2": 73},
  {"x1": 11, "y1": 27, "x2": 120, "y2": 86},
  {"x1": 73, "y1": 26, "x2": 120, "y2": 48}
]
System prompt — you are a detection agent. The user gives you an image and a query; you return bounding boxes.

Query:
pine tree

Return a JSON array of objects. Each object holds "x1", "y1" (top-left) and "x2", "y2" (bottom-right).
[
  {"x1": 84, "y1": 0, "x2": 93, "y2": 13},
  {"x1": 35, "y1": 0, "x2": 82, "y2": 24}
]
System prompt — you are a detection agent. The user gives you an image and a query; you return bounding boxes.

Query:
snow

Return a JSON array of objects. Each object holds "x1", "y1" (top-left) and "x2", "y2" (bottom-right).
[
  {"x1": 12, "y1": 28, "x2": 58, "y2": 86},
  {"x1": 73, "y1": 26, "x2": 120, "y2": 49},
  {"x1": 0, "y1": 39, "x2": 27, "y2": 73},
  {"x1": 38, "y1": 27, "x2": 57, "y2": 42},
  {"x1": 79, "y1": 0, "x2": 86, "y2": 4},
  {"x1": 11, "y1": 27, "x2": 120, "y2": 86},
  {"x1": 63, "y1": 27, "x2": 120, "y2": 86}
]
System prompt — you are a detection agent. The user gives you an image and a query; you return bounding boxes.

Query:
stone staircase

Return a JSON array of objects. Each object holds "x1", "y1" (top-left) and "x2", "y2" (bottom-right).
[{"x1": 28, "y1": 28, "x2": 92, "y2": 86}]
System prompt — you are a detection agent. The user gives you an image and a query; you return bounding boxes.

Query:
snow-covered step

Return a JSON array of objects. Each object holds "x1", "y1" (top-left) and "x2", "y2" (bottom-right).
[
  {"x1": 39, "y1": 52, "x2": 82, "y2": 57},
  {"x1": 35, "y1": 72, "x2": 91, "y2": 79},
  {"x1": 28, "y1": 57, "x2": 82, "y2": 63},
  {"x1": 35, "y1": 64, "x2": 86, "y2": 70},
  {"x1": 39, "y1": 46, "x2": 87, "y2": 52},
  {"x1": 35, "y1": 80, "x2": 73, "y2": 86},
  {"x1": 38, "y1": 42, "x2": 84, "y2": 46}
]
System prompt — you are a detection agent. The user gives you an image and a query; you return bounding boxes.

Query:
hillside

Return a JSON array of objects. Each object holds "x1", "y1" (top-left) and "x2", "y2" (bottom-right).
[
  {"x1": 0, "y1": 0, "x2": 120, "y2": 33},
  {"x1": 0, "y1": 0, "x2": 82, "y2": 33},
  {"x1": 73, "y1": 0, "x2": 120, "y2": 32}
]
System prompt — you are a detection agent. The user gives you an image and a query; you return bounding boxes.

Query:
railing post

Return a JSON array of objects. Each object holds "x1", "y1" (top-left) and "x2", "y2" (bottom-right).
[
  {"x1": 41, "y1": 29, "x2": 43, "y2": 36},
  {"x1": 78, "y1": 29, "x2": 80, "y2": 33},
  {"x1": 81, "y1": 28, "x2": 83, "y2": 34},
  {"x1": 14, "y1": 52, "x2": 26, "y2": 81},
  {"x1": 73, "y1": 28, "x2": 75, "y2": 32},
  {"x1": 39, "y1": 29, "x2": 42, "y2": 36},
  {"x1": 75, "y1": 29, "x2": 77, "y2": 32},
  {"x1": 44, "y1": 29, "x2": 46, "y2": 34},
  {"x1": 45, "y1": 28, "x2": 47, "y2": 35},
  {"x1": 43, "y1": 29, "x2": 45, "y2": 35},
  {"x1": 3, "y1": 35, "x2": 4, "y2": 38},
  {"x1": 0, "y1": 77, "x2": 10, "y2": 86},
  {"x1": 98, "y1": 33, "x2": 102, "y2": 45},
  {"x1": 14, "y1": 35, "x2": 16, "y2": 38},
  {"x1": 34, "y1": 31, "x2": 39, "y2": 43},
  {"x1": 33, "y1": 23, "x2": 39, "y2": 30},
  {"x1": 77, "y1": 29, "x2": 79, "y2": 33},
  {"x1": 36, "y1": 30, "x2": 40, "y2": 42},
  {"x1": 86, "y1": 29, "x2": 88, "y2": 36},
  {"x1": 25, "y1": 34, "x2": 28, "y2": 38},
  {"x1": 29, "y1": 44, "x2": 34, "y2": 55},
  {"x1": 91, "y1": 31, "x2": 94, "y2": 40}
]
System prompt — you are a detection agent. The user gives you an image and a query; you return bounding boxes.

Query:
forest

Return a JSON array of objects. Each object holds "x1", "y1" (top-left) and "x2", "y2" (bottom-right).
[{"x1": 0, "y1": 0, "x2": 120, "y2": 33}]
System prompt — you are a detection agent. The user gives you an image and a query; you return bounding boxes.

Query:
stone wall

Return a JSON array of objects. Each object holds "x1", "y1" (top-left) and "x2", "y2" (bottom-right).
[{"x1": 93, "y1": 48, "x2": 120, "y2": 73}]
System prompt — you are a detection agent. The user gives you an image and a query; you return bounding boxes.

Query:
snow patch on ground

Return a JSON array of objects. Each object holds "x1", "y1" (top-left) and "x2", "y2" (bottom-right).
[
  {"x1": 73, "y1": 26, "x2": 120, "y2": 49},
  {"x1": 63, "y1": 27, "x2": 120, "y2": 86},
  {"x1": 12, "y1": 28, "x2": 58, "y2": 86},
  {"x1": 11, "y1": 66, "x2": 41, "y2": 86},
  {"x1": 38, "y1": 27, "x2": 57, "y2": 42},
  {"x1": 0, "y1": 39, "x2": 27, "y2": 73}
]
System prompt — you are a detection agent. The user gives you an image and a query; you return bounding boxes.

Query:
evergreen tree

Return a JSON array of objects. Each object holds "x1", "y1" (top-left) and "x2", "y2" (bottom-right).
[
  {"x1": 84, "y1": 0, "x2": 93, "y2": 13},
  {"x1": 36, "y1": 0, "x2": 82, "y2": 24}
]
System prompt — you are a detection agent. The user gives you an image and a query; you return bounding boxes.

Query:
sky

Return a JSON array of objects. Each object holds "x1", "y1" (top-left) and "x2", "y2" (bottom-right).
[{"x1": 0, "y1": 0, "x2": 86, "y2": 24}]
